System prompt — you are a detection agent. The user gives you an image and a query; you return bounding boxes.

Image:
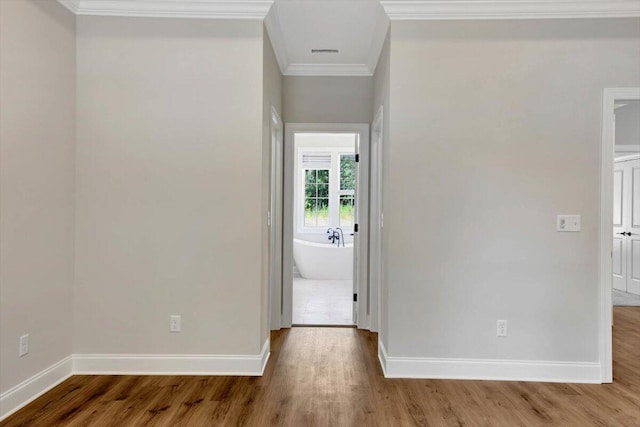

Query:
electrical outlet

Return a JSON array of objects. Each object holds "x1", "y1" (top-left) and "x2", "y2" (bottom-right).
[
  {"x1": 497, "y1": 320, "x2": 508, "y2": 337},
  {"x1": 19, "y1": 334, "x2": 29, "y2": 357},
  {"x1": 170, "y1": 315, "x2": 181, "y2": 333}
]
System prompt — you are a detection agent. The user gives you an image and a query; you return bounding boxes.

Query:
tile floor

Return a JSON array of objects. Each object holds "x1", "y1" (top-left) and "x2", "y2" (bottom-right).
[
  {"x1": 292, "y1": 277, "x2": 353, "y2": 325},
  {"x1": 613, "y1": 289, "x2": 640, "y2": 306}
]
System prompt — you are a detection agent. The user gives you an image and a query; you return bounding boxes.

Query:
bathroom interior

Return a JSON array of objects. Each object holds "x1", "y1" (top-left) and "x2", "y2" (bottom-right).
[{"x1": 292, "y1": 132, "x2": 357, "y2": 325}]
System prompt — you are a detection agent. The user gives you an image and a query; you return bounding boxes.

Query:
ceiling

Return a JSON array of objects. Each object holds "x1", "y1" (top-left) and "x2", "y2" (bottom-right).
[
  {"x1": 265, "y1": 0, "x2": 389, "y2": 76},
  {"x1": 57, "y1": 0, "x2": 640, "y2": 76}
]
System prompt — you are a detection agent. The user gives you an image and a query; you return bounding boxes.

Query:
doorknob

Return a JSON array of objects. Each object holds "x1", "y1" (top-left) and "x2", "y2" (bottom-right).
[{"x1": 617, "y1": 232, "x2": 632, "y2": 236}]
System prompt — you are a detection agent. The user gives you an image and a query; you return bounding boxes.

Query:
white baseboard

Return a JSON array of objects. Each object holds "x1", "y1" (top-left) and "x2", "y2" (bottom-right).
[
  {"x1": 0, "y1": 340, "x2": 270, "y2": 422},
  {"x1": 0, "y1": 356, "x2": 73, "y2": 421},
  {"x1": 378, "y1": 340, "x2": 601, "y2": 384},
  {"x1": 74, "y1": 339, "x2": 271, "y2": 376}
]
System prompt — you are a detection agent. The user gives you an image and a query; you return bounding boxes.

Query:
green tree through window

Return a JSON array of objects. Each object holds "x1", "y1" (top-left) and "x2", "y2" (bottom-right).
[
  {"x1": 339, "y1": 155, "x2": 355, "y2": 227},
  {"x1": 304, "y1": 169, "x2": 329, "y2": 227}
]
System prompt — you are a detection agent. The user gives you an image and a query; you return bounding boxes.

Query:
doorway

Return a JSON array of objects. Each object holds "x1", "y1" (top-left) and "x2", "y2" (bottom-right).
[
  {"x1": 599, "y1": 88, "x2": 640, "y2": 383},
  {"x1": 612, "y1": 101, "x2": 640, "y2": 301},
  {"x1": 280, "y1": 123, "x2": 369, "y2": 328}
]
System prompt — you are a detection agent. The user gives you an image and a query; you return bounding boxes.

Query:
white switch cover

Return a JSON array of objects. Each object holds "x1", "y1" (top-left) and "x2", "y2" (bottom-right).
[
  {"x1": 170, "y1": 315, "x2": 181, "y2": 332},
  {"x1": 557, "y1": 215, "x2": 581, "y2": 232},
  {"x1": 19, "y1": 334, "x2": 29, "y2": 357}
]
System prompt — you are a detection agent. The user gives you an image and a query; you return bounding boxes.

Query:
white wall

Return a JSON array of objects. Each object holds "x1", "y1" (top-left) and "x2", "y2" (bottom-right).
[
  {"x1": 0, "y1": 0, "x2": 76, "y2": 395},
  {"x1": 75, "y1": 17, "x2": 266, "y2": 356},
  {"x1": 384, "y1": 19, "x2": 640, "y2": 363},
  {"x1": 283, "y1": 76, "x2": 373, "y2": 124},
  {"x1": 262, "y1": 27, "x2": 283, "y2": 344},
  {"x1": 373, "y1": 29, "x2": 390, "y2": 349}
]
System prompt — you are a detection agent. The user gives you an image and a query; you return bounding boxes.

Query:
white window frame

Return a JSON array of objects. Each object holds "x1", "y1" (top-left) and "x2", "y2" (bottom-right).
[{"x1": 296, "y1": 147, "x2": 355, "y2": 234}]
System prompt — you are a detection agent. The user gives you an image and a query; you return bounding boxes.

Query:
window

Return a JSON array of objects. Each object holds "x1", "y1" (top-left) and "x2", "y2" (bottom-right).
[
  {"x1": 304, "y1": 169, "x2": 329, "y2": 227},
  {"x1": 297, "y1": 148, "x2": 356, "y2": 232},
  {"x1": 339, "y1": 154, "x2": 355, "y2": 227}
]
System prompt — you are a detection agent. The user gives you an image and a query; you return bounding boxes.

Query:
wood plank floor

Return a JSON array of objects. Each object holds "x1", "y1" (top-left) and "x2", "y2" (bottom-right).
[{"x1": 2, "y1": 307, "x2": 639, "y2": 426}]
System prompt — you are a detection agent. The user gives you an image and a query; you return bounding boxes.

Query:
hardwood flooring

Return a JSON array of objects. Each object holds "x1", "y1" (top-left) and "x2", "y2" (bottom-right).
[{"x1": 2, "y1": 307, "x2": 639, "y2": 426}]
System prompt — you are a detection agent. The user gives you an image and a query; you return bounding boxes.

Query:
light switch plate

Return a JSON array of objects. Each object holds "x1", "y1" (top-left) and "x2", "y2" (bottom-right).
[
  {"x1": 170, "y1": 315, "x2": 181, "y2": 333},
  {"x1": 557, "y1": 215, "x2": 581, "y2": 232}
]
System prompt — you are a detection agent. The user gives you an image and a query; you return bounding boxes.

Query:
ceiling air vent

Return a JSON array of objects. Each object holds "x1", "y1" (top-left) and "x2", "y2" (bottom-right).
[{"x1": 311, "y1": 49, "x2": 339, "y2": 54}]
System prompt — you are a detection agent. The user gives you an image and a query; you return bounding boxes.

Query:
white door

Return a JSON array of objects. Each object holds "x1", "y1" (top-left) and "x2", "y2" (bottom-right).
[
  {"x1": 613, "y1": 157, "x2": 640, "y2": 295},
  {"x1": 352, "y1": 133, "x2": 360, "y2": 324},
  {"x1": 613, "y1": 161, "x2": 628, "y2": 291},
  {"x1": 627, "y1": 159, "x2": 640, "y2": 295}
]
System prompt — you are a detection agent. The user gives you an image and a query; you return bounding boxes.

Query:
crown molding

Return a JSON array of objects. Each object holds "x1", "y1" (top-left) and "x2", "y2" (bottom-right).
[
  {"x1": 264, "y1": 4, "x2": 289, "y2": 74},
  {"x1": 367, "y1": 6, "x2": 390, "y2": 75},
  {"x1": 381, "y1": 0, "x2": 640, "y2": 20},
  {"x1": 57, "y1": 0, "x2": 81, "y2": 13},
  {"x1": 284, "y1": 63, "x2": 373, "y2": 77},
  {"x1": 56, "y1": 0, "x2": 274, "y2": 19}
]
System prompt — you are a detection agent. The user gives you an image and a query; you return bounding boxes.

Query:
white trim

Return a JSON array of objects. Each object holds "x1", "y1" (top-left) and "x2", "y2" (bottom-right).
[
  {"x1": 259, "y1": 339, "x2": 271, "y2": 373},
  {"x1": 369, "y1": 106, "x2": 384, "y2": 333},
  {"x1": 57, "y1": 0, "x2": 81, "y2": 14},
  {"x1": 55, "y1": 0, "x2": 273, "y2": 19},
  {"x1": 616, "y1": 144, "x2": 640, "y2": 153},
  {"x1": 599, "y1": 88, "x2": 640, "y2": 384},
  {"x1": 367, "y1": 8, "x2": 391, "y2": 75},
  {"x1": 0, "y1": 340, "x2": 270, "y2": 421},
  {"x1": 73, "y1": 339, "x2": 270, "y2": 376},
  {"x1": 615, "y1": 153, "x2": 640, "y2": 162},
  {"x1": 264, "y1": 3, "x2": 289, "y2": 75},
  {"x1": 0, "y1": 356, "x2": 73, "y2": 421},
  {"x1": 378, "y1": 341, "x2": 601, "y2": 383},
  {"x1": 378, "y1": 339, "x2": 388, "y2": 377},
  {"x1": 269, "y1": 106, "x2": 284, "y2": 331},
  {"x1": 381, "y1": 0, "x2": 640, "y2": 20},
  {"x1": 295, "y1": 146, "x2": 356, "y2": 235},
  {"x1": 284, "y1": 63, "x2": 373, "y2": 77}
]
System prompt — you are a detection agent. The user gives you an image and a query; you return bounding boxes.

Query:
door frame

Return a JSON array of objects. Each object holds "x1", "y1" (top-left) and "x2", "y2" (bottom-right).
[
  {"x1": 369, "y1": 107, "x2": 383, "y2": 332},
  {"x1": 281, "y1": 123, "x2": 370, "y2": 329},
  {"x1": 269, "y1": 106, "x2": 284, "y2": 330},
  {"x1": 599, "y1": 87, "x2": 640, "y2": 383}
]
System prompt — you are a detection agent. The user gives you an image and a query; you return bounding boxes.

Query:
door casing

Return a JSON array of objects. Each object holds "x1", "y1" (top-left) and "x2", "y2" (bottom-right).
[
  {"x1": 269, "y1": 107, "x2": 284, "y2": 330},
  {"x1": 280, "y1": 123, "x2": 370, "y2": 329},
  {"x1": 369, "y1": 107, "x2": 384, "y2": 333}
]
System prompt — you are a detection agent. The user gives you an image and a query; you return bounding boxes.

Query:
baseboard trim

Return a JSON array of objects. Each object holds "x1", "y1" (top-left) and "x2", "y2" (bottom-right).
[
  {"x1": 74, "y1": 339, "x2": 271, "y2": 376},
  {"x1": 0, "y1": 356, "x2": 73, "y2": 421},
  {"x1": 378, "y1": 340, "x2": 601, "y2": 384},
  {"x1": 377, "y1": 339, "x2": 388, "y2": 377},
  {"x1": 259, "y1": 338, "x2": 271, "y2": 375}
]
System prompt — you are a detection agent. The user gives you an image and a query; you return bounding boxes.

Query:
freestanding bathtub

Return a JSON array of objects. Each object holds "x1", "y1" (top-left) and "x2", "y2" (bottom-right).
[{"x1": 293, "y1": 238, "x2": 353, "y2": 280}]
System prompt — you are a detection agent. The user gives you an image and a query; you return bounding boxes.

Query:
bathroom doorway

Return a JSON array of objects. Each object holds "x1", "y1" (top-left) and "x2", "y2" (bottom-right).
[{"x1": 281, "y1": 124, "x2": 369, "y2": 327}]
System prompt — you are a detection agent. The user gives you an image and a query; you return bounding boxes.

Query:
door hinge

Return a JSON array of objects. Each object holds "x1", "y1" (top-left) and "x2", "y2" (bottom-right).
[
  {"x1": 354, "y1": 224, "x2": 359, "y2": 233},
  {"x1": 355, "y1": 154, "x2": 360, "y2": 163},
  {"x1": 353, "y1": 293, "x2": 358, "y2": 302}
]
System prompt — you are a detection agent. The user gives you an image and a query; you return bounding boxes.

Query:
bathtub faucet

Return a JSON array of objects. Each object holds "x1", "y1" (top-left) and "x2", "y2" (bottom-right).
[
  {"x1": 326, "y1": 228, "x2": 341, "y2": 246},
  {"x1": 335, "y1": 227, "x2": 345, "y2": 247}
]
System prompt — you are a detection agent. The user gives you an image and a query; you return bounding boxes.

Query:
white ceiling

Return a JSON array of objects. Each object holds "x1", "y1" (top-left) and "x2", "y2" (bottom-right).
[{"x1": 265, "y1": 0, "x2": 389, "y2": 76}]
